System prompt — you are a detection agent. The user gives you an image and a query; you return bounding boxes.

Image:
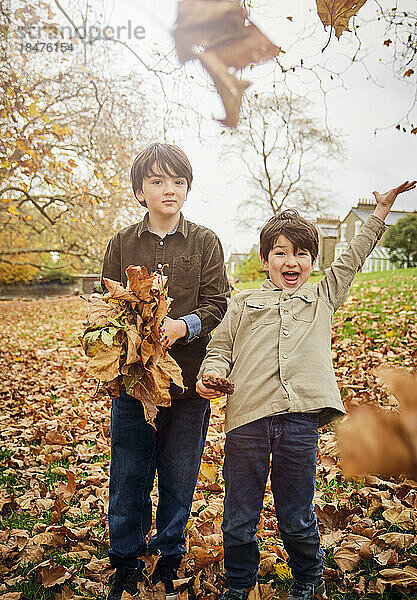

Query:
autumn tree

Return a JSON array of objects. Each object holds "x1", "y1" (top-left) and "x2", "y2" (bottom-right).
[
  {"x1": 0, "y1": 0, "x2": 163, "y2": 279},
  {"x1": 224, "y1": 91, "x2": 342, "y2": 227},
  {"x1": 235, "y1": 247, "x2": 264, "y2": 282},
  {"x1": 384, "y1": 213, "x2": 417, "y2": 268}
]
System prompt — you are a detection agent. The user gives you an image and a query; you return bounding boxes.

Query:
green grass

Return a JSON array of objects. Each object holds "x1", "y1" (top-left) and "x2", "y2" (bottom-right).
[{"x1": 236, "y1": 266, "x2": 417, "y2": 290}]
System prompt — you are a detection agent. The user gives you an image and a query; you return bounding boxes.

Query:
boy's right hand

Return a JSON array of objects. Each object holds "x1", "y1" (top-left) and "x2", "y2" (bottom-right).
[{"x1": 196, "y1": 376, "x2": 223, "y2": 400}]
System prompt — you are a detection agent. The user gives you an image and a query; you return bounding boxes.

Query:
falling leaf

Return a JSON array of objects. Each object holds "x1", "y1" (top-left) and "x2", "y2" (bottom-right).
[
  {"x1": 338, "y1": 368, "x2": 417, "y2": 478},
  {"x1": 383, "y1": 39, "x2": 392, "y2": 46},
  {"x1": 404, "y1": 69, "x2": 414, "y2": 77},
  {"x1": 173, "y1": 0, "x2": 282, "y2": 127},
  {"x1": 316, "y1": 0, "x2": 368, "y2": 40}
]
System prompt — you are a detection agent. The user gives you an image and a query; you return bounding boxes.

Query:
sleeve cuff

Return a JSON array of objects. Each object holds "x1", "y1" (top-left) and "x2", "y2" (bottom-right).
[{"x1": 178, "y1": 314, "x2": 201, "y2": 343}]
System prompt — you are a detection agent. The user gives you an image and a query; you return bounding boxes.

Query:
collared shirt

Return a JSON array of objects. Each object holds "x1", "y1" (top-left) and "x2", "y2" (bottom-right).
[
  {"x1": 101, "y1": 212, "x2": 229, "y2": 398},
  {"x1": 198, "y1": 215, "x2": 386, "y2": 432},
  {"x1": 146, "y1": 220, "x2": 201, "y2": 340}
]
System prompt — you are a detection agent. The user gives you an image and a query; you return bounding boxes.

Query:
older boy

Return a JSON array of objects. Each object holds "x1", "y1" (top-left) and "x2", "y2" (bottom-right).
[
  {"x1": 102, "y1": 143, "x2": 229, "y2": 600},
  {"x1": 197, "y1": 181, "x2": 415, "y2": 600}
]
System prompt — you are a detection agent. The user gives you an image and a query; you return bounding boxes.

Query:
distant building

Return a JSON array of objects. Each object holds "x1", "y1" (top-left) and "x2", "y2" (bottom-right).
[
  {"x1": 227, "y1": 252, "x2": 249, "y2": 277},
  {"x1": 314, "y1": 216, "x2": 340, "y2": 271},
  {"x1": 335, "y1": 198, "x2": 412, "y2": 273}
]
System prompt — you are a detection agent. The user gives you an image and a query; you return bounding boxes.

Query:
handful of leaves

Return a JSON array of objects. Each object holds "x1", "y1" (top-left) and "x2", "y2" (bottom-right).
[{"x1": 81, "y1": 265, "x2": 184, "y2": 426}]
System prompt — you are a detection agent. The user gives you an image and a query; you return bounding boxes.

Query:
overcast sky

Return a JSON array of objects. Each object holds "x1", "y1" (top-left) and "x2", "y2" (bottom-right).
[{"x1": 54, "y1": 0, "x2": 417, "y2": 257}]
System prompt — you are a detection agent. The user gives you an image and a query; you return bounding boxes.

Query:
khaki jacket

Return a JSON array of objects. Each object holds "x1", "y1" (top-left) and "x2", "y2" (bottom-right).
[{"x1": 198, "y1": 215, "x2": 386, "y2": 432}]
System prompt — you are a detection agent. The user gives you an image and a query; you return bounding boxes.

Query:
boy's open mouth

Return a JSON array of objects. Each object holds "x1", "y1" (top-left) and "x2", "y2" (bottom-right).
[{"x1": 282, "y1": 271, "x2": 300, "y2": 284}]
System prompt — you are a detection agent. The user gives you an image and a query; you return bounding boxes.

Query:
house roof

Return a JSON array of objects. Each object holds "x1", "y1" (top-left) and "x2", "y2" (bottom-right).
[{"x1": 350, "y1": 208, "x2": 412, "y2": 226}]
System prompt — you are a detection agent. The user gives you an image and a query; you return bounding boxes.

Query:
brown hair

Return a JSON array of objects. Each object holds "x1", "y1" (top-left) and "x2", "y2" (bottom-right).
[
  {"x1": 130, "y1": 143, "x2": 193, "y2": 207},
  {"x1": 260, "y1": 209, "x2": 319, "y2": 262}
]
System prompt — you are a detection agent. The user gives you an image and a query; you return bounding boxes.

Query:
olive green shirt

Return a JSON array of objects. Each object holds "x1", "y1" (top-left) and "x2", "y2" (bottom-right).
[
  {"x1": 101, "y1": 212, "x2": 229, "y2": 398},
  {"x1": 198, "y1": 215, "x2": 387, "y2": 431}
]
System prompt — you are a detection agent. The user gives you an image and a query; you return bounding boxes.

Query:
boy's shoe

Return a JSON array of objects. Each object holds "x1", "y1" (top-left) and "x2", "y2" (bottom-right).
[
  {"x1": 107, "y1": 565, "x2": 142, "y2": 600},
  {"x1": 152, "y1": 555, "x2": 183, "y2": 600},
  {"x1": 220, "y1": 588, "x2": 250, "y2": 600},
  {"x1": 286, "y1": 579, "x2": 326, "y2": 600}
]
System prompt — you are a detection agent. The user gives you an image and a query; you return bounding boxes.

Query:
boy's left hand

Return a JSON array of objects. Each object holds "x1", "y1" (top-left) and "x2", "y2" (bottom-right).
[
  {"x1": 372, "y1": 180, "x2": 416, "y2": 220},
  {"x1": 160, "y1": 317, "x2": 187, "y2": 348}
]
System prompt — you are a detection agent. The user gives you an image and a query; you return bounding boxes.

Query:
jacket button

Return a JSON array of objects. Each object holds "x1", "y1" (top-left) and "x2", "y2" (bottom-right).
[
  {"x1": 282, "y1": 330, "x2": 289, "y2": 336},
  {"x1": 157, "y1": 263, "x2": 163, "y2": 269},
  {"x1": 282, "y1": 354, "x2": 288, "y2": 359},
  {"x1": 283, "y1": 380, "x2": 288, "y2": 386}
]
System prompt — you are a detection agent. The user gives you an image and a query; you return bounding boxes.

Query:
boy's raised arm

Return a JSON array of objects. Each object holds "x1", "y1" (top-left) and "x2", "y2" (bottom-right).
[
  {"x1": 319, "y1": 180, "x2": 416, "y2": 311},
  {"x1": 372, "y1": 180, "x2": 416, "y2": 221}
]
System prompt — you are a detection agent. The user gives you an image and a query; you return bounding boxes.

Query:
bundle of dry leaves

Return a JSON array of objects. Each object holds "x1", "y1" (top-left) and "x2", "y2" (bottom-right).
[{"x1": 81, "y1": 265, "x2": 184, "y2": 425}]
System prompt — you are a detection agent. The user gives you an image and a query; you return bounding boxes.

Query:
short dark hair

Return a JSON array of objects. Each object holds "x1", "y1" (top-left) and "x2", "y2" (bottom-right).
[
  {"x1": 130, "y1": 143, "x2": 193, "y2": 207},
  {"x1": 260, "y1": 209, "x2": 319, "y2": 262}
]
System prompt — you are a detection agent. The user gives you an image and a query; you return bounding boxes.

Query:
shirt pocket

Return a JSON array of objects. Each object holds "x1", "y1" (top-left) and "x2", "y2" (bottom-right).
[
  {"x1": 171, "y1": 254, "x2": 201, "y2": 289},
  {"x1": 291, "y1": 298, "x2": 315, "y2": 323},
  {"x1": 246, "y1": 299, "x2": 279, "y2": 329}
]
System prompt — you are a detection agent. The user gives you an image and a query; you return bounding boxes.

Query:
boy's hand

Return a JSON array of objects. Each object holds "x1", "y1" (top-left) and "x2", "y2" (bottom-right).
[
  {"x1": 372, "y1": 180, "x2": 416, "y2": 221},
  {"x1": 160, "y1": 317, "x2": 187, "y2": 348},
  {"x1": 196, "y1": 376, "x2": 223, "y2": 400}
]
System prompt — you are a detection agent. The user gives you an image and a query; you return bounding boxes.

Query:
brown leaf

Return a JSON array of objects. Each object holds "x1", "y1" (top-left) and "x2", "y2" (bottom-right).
[
  {"x1": 86, "y1": 343, "x2": 122, "y2": 382},
  {"x1": 45, "y1": 431, "x2": 66, "y2": 445},
  {"x1": 377, "y1": 532, "x2": 416, "y2": 550},
  {"x1": 316, "y1": 0, "x2": 368, "y2": 39},
  {"x1": 377, "y1": 565, "x2": 417, "y2": 589},
  {"x1": 125, "y1": 265, "x2": 155, "y2": 301},
  {"x1": 338, "y1": 369, "x2": 417, "y2": 478},
  {"x1": 103, "y1": 278, "x2": 139, "y2": 302},
  {"x1": 36, "y1": 561, "x2": 72, "y2": 587},
  {"x1": 332, "y1": 545, "x2": 361, "y2": 572},
  {"x1": 174, "y1": 0, "x2": 281, "y2": 128},
  {"x1": 199, "y1": 51, "x2": 250, "y2": 128}
]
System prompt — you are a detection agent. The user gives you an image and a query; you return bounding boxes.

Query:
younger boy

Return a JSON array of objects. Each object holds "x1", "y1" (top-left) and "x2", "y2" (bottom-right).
[
  {"x1": 101, "y1": 143, "x2": 229, "y2": 600},
  {"x1": 197, "y1": 181, "x2": 415, "y2": 600}
]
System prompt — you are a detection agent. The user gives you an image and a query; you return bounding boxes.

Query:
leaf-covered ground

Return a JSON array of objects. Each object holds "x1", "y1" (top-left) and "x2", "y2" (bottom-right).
[{"x1": 1, "y1": 268, "x2": 416, "y2": 600}]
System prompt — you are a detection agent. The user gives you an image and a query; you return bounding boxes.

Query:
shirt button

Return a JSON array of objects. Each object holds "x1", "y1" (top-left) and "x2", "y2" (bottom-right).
[
  {"x1": 282, "y1": 330, "x2": 289, "y2": 336},
  {"x1": 157, "y1": 263, "x2": 163, "y2": 269},
  {"x1": 159, "y1": 240, "x2": 163, "y2": 245},
  {"x1": 283, "y1": 380, "x2": 288, "y2": 386}
]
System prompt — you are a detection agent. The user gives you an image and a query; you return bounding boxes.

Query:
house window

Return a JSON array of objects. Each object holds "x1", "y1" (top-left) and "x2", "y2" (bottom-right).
[
  {"x1": 340, "y1": 223, "x2": 347, "y2": 241},
  {"x1": 354, "y1": 220, "x2": 362, "y2": 236}
]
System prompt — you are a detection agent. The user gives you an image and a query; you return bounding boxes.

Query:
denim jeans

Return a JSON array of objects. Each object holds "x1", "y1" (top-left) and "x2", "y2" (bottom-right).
[
  {"x1": 108, "y1": 390, "x2": 210, "y2": 567},
  {"x1": 222, "y1": 413, "x2": 323, "y2": 588}
]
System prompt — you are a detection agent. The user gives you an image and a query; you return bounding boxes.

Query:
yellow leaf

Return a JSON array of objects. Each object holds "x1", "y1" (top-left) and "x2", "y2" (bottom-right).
[
  {"x1": 41, "y1": 114, "x2": 50, "y2": 123},
  {"x1": 199, "y1": 462, "x2": 218, "y2": 484},
  {"x1": 52, "y1": 123, "x2": 62, "y2": 135},
  {"x1": 28, "y1": 102, "x2": 39, "y2": 117},
  {"x1": 1, "y1": 198, "x2": 11, "y2": 203},
  {"x1": 273, "y1": 563, "x2": 292, "y2": 579},
  {"x1": 386, "y1": 330, "x2": 395, "y2": 338},
  {"x1": 16, "y1": 140, "x2": 29, "y2": 153},
  {"x1": 8, "y1": 205, "x2": 19, "y2": 215},
  {"x1": 403, "y1": 305, "x2": 411, "y2": 310},
  {"x1": 25, "y1": 215, "x2": 33, "y2": 220},
  {"x1": 68, "y1": 159, "x2": 77, "y2": 168}
]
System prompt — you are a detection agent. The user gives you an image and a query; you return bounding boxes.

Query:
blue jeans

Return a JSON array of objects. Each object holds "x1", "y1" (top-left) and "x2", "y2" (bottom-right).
[
  {"x1": 222, "y1": 413, "x2": 323, "y2": 588},
  {"x1": 108, "y1": 390, "x2": 210, "y2": 567}
]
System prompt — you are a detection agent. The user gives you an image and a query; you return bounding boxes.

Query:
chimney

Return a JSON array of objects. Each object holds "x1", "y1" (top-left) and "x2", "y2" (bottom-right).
[{"x1": 357, "y1": 197, "x2": 376, "y2": 208}]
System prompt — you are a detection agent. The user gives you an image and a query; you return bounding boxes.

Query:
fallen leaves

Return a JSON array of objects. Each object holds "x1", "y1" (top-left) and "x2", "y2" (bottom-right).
[
  {"x1": 173, "y1": 0, "x2": 282, "y2": 127},
  {"x1": 1, "y1": 269, "x2": 417, "y2": 598}
]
